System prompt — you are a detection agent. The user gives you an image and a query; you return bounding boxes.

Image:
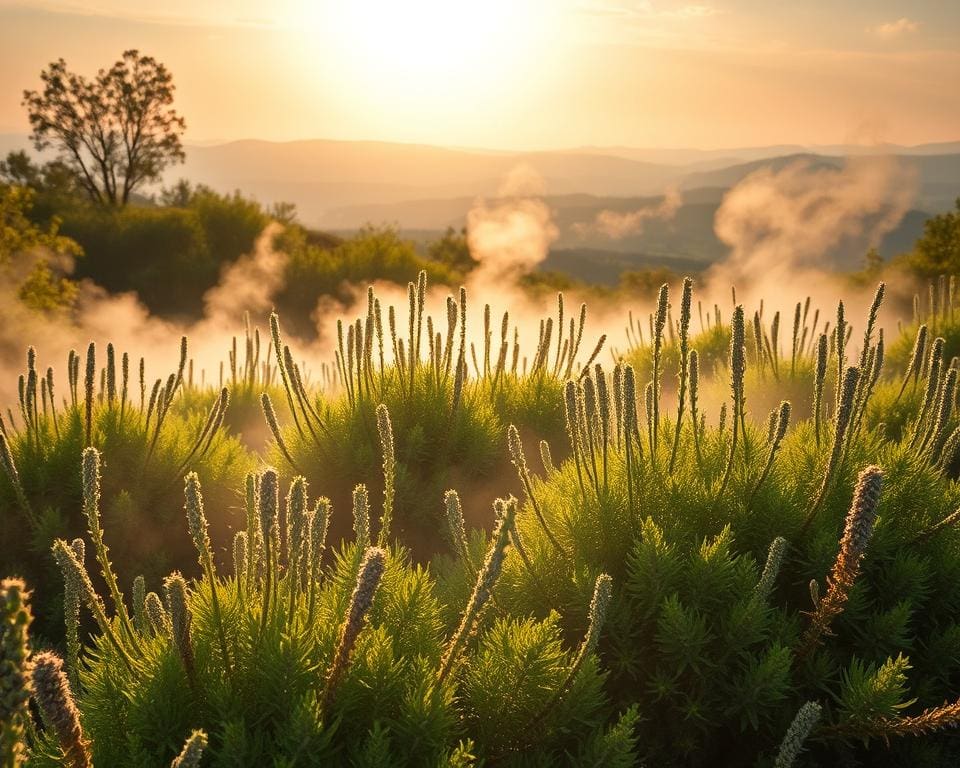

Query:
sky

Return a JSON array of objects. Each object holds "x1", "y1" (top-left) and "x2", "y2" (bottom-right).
[{"x1": 0, "y1": 0, "x2": 957, "y2": 150}]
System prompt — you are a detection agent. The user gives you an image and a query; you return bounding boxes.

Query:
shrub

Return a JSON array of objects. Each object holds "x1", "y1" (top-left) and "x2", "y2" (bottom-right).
[
  {"x1": 6, "y1": 453, "x2": 635, "y2": 766},
  {"x1": 0, "y1": 338, "x2": 253, "y2": 641},
  {"x1": 496, "y1": 280, "x2": 960, "y2": 766},
  {"x1": 263, "y1": 275, "x2": 603, "y2": 556}
]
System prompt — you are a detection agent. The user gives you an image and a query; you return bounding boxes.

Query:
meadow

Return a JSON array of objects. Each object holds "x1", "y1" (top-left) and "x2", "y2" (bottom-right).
[{"x1": 3, "y1": 269, "x2": 960, "y2": 767}]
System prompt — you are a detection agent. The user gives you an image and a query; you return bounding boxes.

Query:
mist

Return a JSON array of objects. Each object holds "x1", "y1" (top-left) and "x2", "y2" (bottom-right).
[{"x1": 0, "y1": 151, "x2": 929, "y2": 417}]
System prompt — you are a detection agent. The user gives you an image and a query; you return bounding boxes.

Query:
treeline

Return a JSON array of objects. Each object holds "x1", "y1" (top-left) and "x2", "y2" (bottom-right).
[
  {"x1": 0, "y1": 150, "x2": 476, "y2": 329},
  {"x1": 2, "y1": 148, "x2": 960, "y2": 327}
]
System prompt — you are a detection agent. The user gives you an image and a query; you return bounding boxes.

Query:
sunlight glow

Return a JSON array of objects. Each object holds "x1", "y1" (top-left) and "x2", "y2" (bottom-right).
[{"x1": 298, "y1": 0, "x2": 549, "y2": 102}]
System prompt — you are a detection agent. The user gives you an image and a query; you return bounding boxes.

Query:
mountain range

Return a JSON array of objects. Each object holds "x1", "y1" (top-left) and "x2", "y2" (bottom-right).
[{"x1": 2, "y1": 133, "x2": 958, "y2": 280}]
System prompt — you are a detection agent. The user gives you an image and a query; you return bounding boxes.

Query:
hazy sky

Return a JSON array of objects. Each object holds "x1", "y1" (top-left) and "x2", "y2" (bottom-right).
[{"x1": 0, "y1": 0, "x2": 957, "y2": 150}]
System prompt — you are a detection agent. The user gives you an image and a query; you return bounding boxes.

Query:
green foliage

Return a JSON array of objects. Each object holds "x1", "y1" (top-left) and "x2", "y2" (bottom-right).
[
  {"x1": 61, "y1": 189, "x2": 268, "y2": 316},
  {"x1": 497, "y1": 279, "x2": 960, "y2": 766},
  {"x1": 0, "y1": 184, "x2": 81, "y2": 312},
  {"x1": 5, "y1": 272, "x2": 960, "y2": 765},
  {"x1": 23, "y1": 50, "x2": 185, "y2": 207},
  {"x1": 10, "y1": 462, "x2": 625, "y2": 766},
  {"x1": 276, "y1": 225, "x2": 460, "y2": 337},
  {"x1": 0, "y1": 339, "x2": 253, "y2": 641},
  {"x1": 264, "y1": 276, "x2": 596, "y2": 556},
  {"x1": 900, "y1": 199, "x2": 960, "y2": 277},
  {"x1": 428, "y1": 226, "x2": 476, "y2": 273}
]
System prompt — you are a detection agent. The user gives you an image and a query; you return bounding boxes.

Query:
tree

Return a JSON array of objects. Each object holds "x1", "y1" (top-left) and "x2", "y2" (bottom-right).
[
  {"x1": 0, "y1": 185, "x2": 81, "y2": 310},
  {"x1": 428, "y1": 226, "x2": 476, "y2": 273},
  {"x1": 1, "y1": 150, "x2": 81, "y2": 200},
  {"x1": 23, "y1": 50, "x2": 186, "y2": 207},
  {"x1": 905, "y1": 198, "x2": 960, "y2": 276}
]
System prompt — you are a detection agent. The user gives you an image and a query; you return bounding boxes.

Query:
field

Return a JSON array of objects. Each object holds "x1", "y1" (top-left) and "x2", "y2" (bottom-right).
[{"x1": 3, "y1": 269, "x2": 960, "y2": 767}]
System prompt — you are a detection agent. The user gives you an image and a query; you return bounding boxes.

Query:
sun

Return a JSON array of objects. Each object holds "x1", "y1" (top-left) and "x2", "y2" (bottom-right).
[{"x1": 297, "y1": 0, "x2": 548, "y2": 103}]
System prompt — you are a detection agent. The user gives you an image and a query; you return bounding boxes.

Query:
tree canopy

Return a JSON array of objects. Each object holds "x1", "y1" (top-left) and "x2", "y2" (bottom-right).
[{"x1": 23, "y1": 50, "x2": 185, "y2": 207}]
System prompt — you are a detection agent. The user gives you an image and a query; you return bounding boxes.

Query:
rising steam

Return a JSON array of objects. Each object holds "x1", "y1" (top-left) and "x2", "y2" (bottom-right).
[
  {"x1": 466, "y1": 164, "x2": 557, "y2": 284},
  {"x1": 711, "y1": 156, "x2": 917, "y2": 288},
  {"x1": 574, "y1": 187, "x2": 682, "y2": 239},
  {"x1": 0, "y1": 225, "x2": 292, "y2": 405}
]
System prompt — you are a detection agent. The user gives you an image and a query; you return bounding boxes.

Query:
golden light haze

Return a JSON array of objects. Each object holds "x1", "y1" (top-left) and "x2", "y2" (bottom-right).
[{"x1": 0, "y1": 0, "x2": 957, "y2": 149}]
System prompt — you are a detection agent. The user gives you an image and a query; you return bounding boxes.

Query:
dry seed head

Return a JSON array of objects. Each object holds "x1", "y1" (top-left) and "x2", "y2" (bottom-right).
[
  {"x1": 106, "y1": 343, "x2": 116, "y2": 402},
  {"x1": 730, "y1": 305, "x2": 746, "y2": 394},
  {"x1": 259, "y1": 468, "x2": 279, "y2": 542},
  {"x1": 353, "y1": 484, "x2": 370, "y2": 548},
  {"x1": 774, "y1": 701, "x2": 822, "y2": 768},
  {"x1": 623, "y1": 364, "x2": 638, "y2": 432},
  {"x1": 322, "y1": 547, "x2": 387, "y2": 711},
  {"x1": 929, "y1": 367, "x2": 957, "y2": 443},
  {"x1": 654, "y1": 283, "x2": 668, "y2": 338},
  {"x1": 438, "y1": 498, "x2": 517, "y2": 684},
  {"x1": 375, "y1": 404, "x2": 395, "y2": 544},
  {"x1": 233, "y1": 531, "x2": 248, "y2": 582},
  {"x1": 81, "y1": 447, "x2": 102, "y2": 538},
  {"x1": 774, "y1": 401, "x2": 791, "y2": 443},
  {"x1": 872, "y1": 333, "x2": 884, "y2": 387},
  {"x1": 539, "y1": 440, "x2": 555, "y2": 474},
  {"x1": 755, "y1": 537, "x2": 788, "y2": 599},
  {"x1": 261, "y1": 392, "x2": 295, "y2": 467},
  {"x1": 30, "y1": 651, "x2": 91, "y2": 768},
  {"x1": 584, "y1": 573, "x2": 613, "y2": 655},
  {"x1": 679, "y1": 277, "x2": 693, "y2": 334},
  {"x1": 472, "y1": 498, "x2": 515, "y2": 611},
  {"x1": 310, "y1": 497, "x2": 331, "y2": 577},
  {"x1": 51, "y1": 539, "x2": 107, "y2": 631},
  {"x1": 445, "y1": 489, "x2": 468, "y2": 558},
  {"x1": 184, "y1": 472, "x2": 211, "y2": 561},
  {"x1": 507, "y1": 424, "x2": 528, "y2": 475},
  {"x1": 840, "y1": 465, "x2": 883, "y2": 562},
  {"x1": 287, "y1": 475, "x2": 308, "y2": 564},
  {"x1": 816, "y1": 334, "x2": 828, "y2": 381},
  {"x1": 62, "y1": 539, "x2": 85, "y2": 682},
  {"x1": 0, "y1": 431, "x2": 24, "y2": 495},
  {"x1": 689, "y1": 350, "x2": 699, "y2": 407},
  {"x1": 163, "y1": 572, "x2": 194, "y2": 675},
  {"x1": 835, "y1": 366, "x2": 861, "y2": 436},
  {"x1": 171, "y1": 729, "x2": 208, "y2": 768},
  {"x1": 132, "y1": 574, "x2": 146, "y2": 631},
  {"x1": 144, "y1": 592, "x2": 168, "y2": 635},
  {"x1": 563, "y1": 380, "x2": 580, "y2": 444},
  {"x1": 907, "y1": 324, "x2": 928, "y2": 378}
]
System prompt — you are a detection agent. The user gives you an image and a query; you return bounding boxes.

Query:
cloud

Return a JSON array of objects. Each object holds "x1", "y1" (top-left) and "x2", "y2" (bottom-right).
[{"x1": 869, "y1": 18, "x2": 920, "y2": 40}]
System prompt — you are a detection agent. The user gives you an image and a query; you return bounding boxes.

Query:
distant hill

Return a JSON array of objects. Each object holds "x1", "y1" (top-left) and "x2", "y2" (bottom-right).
[
  {"x1": 176, "y1": 139, "x2": 960, "y2": 228},
  {"x1": 331, "y1": 187, "x2": 929, "y2": 275},
  {"x1": 678, "y1": 153, "x2": 960, "y2": 212},
  {"x1": 1, "y1": 132, "x2": 955, "y2": 279},
  {"x1": 179, "y1": 139, "x2": 680, "y2": 222},
  {"x1": 3, "y1": 131, "x2": 957, "y2": 221}
]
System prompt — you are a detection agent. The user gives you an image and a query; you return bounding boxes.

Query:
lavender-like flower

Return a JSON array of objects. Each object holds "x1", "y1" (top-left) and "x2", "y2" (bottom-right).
[
  {"x1": 30, "y1": 651, "x2": 91, "y2": 768},
  {"x1": 320, "y1": 547, "x2": 387, "y2": 714}
]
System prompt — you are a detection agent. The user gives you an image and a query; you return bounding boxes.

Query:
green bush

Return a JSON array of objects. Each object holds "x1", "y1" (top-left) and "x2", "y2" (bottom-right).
[
  {"x1": 0, "y1": 339, "x2": 253, "y2": 641},
  {"x1": 496, "y1": 280, "x2": 960, "y2": 766},
  {"x1": 263, "y1": 275, "x2": 600, "y2": 556},
  {"x1": 9, "y1": 456, "x2": 635, "y2": 766}
]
